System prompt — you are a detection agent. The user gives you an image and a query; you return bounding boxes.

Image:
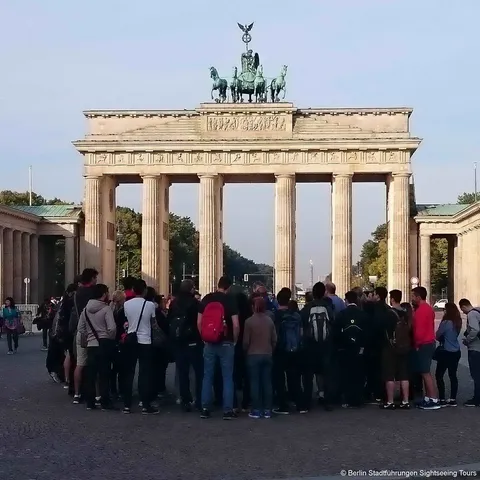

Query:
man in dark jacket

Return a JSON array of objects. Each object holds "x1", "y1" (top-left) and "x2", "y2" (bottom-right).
[
  {"x1": 168, "y1": 279, "x2": 202, "y2": 411},
  {"x1": 300, "y1": 281, "x2": 335, "y2": 411},
  {"x1": 364, "y1": 286, "x2": 395, "y2": 404},
  {"x1": 332, "y1": 290, "x2": 369, "y2": 408},
  {"x1": 68, "y1": 268, "x2": 98, "y2": 400}
]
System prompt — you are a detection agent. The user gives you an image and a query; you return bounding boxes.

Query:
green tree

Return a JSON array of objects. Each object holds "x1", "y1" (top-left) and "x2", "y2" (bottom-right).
[
  {"x1": 116, "y1": 207, "x2": 142, "y2": 279},
  {"x1": 0, "y1": 190, "x2": 47, "y2": 206},
  {"x1": 431, "y1": 238, "x2": 448, "y2": 293},
  {"x1": 457, "y1": 192, "x2": 477, "y2": 204},
  {"x1": 358, "y1": 223, "x2": 387, "y2": 286},
  {"x1": 0, "y1": 190, "x2": 72, "y2": 206}
]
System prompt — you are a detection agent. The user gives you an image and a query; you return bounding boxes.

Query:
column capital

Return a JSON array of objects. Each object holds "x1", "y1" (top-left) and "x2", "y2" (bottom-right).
[
  {"x1": 85, "y1": 174, "x2": 101, "y2": 180},
  {"x1": 333, "y1": 173, "x2": 353, "y2": 179},
  {"x1": 420, "y1": 233, "x2": 431, "y2": 238},
  {"x1": 198, "y1": 174, "x2": 218, "y2": 180},
  {"x1": 274, "y1": 173, "x2": 295, "y2": 180},
  {"x1": 141, "y1": 174, "x2": 160, "y2": 180},
  {"x1": 392, "y1": 172, "x2": 411, "y2": 178}
]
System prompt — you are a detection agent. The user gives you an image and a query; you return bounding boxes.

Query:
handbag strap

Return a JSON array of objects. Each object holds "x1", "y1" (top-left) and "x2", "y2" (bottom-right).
[
  {"x1": 135, "y1": 300, "x2": 148, "y2": 333},
  {"x1": 84, "y1": 311, "x2": 100, "y2": 342}
]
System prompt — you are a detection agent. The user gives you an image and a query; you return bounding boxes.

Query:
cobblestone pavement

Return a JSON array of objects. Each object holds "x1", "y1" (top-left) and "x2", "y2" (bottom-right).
[{"x1": 1, "y1": 335, "x2": 480, "y2": 480}]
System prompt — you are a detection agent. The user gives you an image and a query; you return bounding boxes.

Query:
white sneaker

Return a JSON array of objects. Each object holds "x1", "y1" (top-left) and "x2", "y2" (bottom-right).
[
  {"x1": 7, "y1": 351, "x2": 13, "y2": 355},
  {"x1": 49, "y1": 372, "x2": 61, "y2": 383}
]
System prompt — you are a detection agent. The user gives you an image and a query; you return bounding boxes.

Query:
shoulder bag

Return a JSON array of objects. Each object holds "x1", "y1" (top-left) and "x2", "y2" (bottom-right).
[
  {"x1": 80, "y1": 311, "x2": 100, "y2": 348},
  {"x1": 124, "y1": 300, "x2": 147, "y2": 347}
]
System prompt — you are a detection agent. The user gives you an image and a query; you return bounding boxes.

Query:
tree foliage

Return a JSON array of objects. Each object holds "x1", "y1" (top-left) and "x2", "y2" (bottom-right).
[
  {"x1": 457, "y1": 192, "x2": 477, "y2": 204},
  {"x1": 358, "y1": 192, "x2": 478, "y2": 294},
  {"x1": 0, "y1": 190, "x2": 73, "y2": 206},
  {"x1": 358, "y1": 223, "x2": 388, "y2": 287},
  {"x1": 0, "y1": 191, "x2": 272, "y2": 293}
]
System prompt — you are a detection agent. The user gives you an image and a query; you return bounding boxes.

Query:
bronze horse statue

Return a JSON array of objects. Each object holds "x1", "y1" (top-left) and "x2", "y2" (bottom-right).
[
  {"x1": 230, "y1": 67, "x2": 242, "y2": 103},
  {"x1": 254, "y1": 65, "x2": 266, "y2": 103},
  {"x1": 270, "y1": 65, "x2": 288, "y2": 102},
  {"x1": 210, "y1": 67, "x2": 227, "y2": 103}
]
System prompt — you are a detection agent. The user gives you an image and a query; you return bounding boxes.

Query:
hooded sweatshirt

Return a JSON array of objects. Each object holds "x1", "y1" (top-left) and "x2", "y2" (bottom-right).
[{"x1": 77, "y1": 299, "x2": 116, "y2": 347}]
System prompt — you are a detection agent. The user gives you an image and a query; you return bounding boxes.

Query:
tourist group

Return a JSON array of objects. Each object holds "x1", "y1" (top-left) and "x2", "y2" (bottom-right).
[{"x1": 3, "y1": 267, "x2": 480, "y2": 418}]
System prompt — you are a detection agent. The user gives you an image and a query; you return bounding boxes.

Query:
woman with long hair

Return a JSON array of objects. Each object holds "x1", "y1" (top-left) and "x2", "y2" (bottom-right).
[
  {"x1": 434, "y1": 302, "x2": 462, "y2": 407},
  {"x1": 2, "y1": 297, "x2": 21, "y2": 354},
  {"x1": 110, "y1": 290, "x2": 126, "y2": 398},
  {"x1": 151, "y1": 291, "x2": 171, "y2": 401}
]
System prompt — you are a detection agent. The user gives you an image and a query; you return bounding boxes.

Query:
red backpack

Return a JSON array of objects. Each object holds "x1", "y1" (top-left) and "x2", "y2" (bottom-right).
[{"x1": 200, "y1": 301, "x2": 226, "y2": 343}]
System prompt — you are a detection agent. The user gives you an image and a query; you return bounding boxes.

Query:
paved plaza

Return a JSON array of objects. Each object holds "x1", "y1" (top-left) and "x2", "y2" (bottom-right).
[{"x1": 0, "y1": 334, "x2": 479, "y2": 480}]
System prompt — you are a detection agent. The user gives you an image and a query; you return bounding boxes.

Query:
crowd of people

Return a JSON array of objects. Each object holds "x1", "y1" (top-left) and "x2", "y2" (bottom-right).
[{"x1": 3, "y1": 267, "x2": 480, "y2": 418}]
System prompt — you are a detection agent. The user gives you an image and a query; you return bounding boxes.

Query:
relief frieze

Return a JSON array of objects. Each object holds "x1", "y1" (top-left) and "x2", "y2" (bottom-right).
[
  {"x1": 206, "y1": 115, "x2": 286, "y2": 132},
  {"x1": 105, "y1": 149, "x2": 406, "y2": 166}
]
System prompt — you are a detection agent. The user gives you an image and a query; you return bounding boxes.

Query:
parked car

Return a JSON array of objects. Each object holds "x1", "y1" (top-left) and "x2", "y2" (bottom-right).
[{"x1": 433, "y1": 299, "x2": 448, "y2": 310}]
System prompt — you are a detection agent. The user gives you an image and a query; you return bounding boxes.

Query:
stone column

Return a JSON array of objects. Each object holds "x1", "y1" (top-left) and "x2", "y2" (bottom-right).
[
  {"x1": 65, "y1": 236, "x2": 76, "y2": 287},
  {"x1": 141, "y1": 175, "x2": 161, "y2": 290},
  {"x1": 3, "y1": 229, "x2": 13, "y2": 298},
  {"x1": 30, "y1": 235, "x2": 39, "y2": 304},
  {"x1": 420, "y1": 234, "x2": 431, "y2": 299},
  {"x1": 216, "y1": 177, "x2": 224, "y2": 282},
  {"x1": 387, "y1": 173, "x2": 410, "y2": 294},
  {"x1": 158, "y1": 175, "x2": 170, "y2": 295},
  {"x1": 21, "y1": 233, "x2": 31, "y2": 303},
  {"x1": 447, "y1": 236, "x2": 455, "y2": 302},
  {"x1": 100, "y1": 175, "x2": 116, "y2": 290},
  {"x1": 198, "y1": 174, "x2": 223, "y2": 296},
  {"x1": 0, "y1": 227, "x2": 3, "y2": 304},
  {"x1": 386, "y1": 176, "x2": 394, "y2": 286},
  {"x1": 84, "y1": 175, "x2": 102, "y2": 271},
  {"x1": 274, "y1": 174, "x2": 296, "y2": 295},
  {"x1": 13, "y1": 231, "x2": 22, "y2": 302},
  {"x1": 454, "y1": 234, "x2": 462, "y2": 302},
  {"x1": 331, "y1": 173, "x2": 352, "y2": 298}
]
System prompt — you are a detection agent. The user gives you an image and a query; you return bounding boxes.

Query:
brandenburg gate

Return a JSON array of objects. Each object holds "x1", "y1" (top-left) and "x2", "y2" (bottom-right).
[{"x1": 73, "y1": 24, "x2": 421, "y2": 297}]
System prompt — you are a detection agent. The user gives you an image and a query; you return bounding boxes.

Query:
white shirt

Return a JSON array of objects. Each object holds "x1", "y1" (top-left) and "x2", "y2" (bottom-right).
[{"x1": 124, "y1": 297, "x2": 156, "y2": 345}]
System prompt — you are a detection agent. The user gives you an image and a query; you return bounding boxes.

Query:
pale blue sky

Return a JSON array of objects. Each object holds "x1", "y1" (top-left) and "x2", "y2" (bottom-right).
[{"x1": 2, "y1": 0, "x2": 479, "y2": 284}]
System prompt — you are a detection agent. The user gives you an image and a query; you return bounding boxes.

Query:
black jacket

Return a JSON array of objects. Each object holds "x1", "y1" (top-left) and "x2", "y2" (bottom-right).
[
  {"x1": 69, "y1": 285, "x2": 96, "y2": 334},
  {"x1": 167, "y1": 293, "x2": 201, "y2": 345},
  {"x1": 56, "y1": 294, "x2": 74, "y2": 340},
  {"x1": 369, "y1": 301, "x2": 398, "y2": 349}
]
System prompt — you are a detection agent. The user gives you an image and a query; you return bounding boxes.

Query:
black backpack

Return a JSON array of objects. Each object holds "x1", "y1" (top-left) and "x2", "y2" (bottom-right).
[
  {"x1": 277, "y1": 311, "x2": 302, "y2": 353},
  {"x1": 169, "y1": 301, "x2": 194, "y2": 343},
  {"x1": 339, "y1": 316, "x2": 364, "y2": 349},
  {"x1": 305, "y1": 305, "x2": 330, "y2": 343},
  {"x1": 170, "y1": 314, "x2": 192, "y2": 342}
]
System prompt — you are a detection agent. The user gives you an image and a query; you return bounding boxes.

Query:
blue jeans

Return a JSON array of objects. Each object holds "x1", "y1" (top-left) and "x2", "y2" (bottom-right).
[
  {"x1": 201, "y1": 342, "x2": 235, "y2": 412},
  {"x1": 247, "y1": 354, "x2": 273, "y2": 412},
  {"x1": 468, "y1": 350, "x2": 480, "y2": 401}
]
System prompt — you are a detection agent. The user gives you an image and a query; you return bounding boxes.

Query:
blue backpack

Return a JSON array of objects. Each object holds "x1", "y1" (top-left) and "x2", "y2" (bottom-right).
[{"x1": 278, "y1": 311, "x2": 302, "y2": 353}]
